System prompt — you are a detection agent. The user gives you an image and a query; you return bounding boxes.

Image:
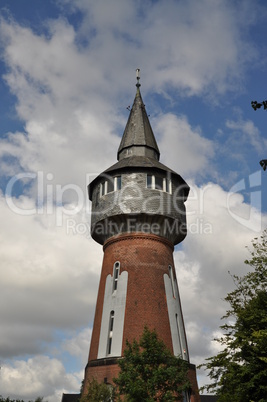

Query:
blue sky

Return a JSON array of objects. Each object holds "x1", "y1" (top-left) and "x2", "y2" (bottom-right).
[{"x1": 0, "y1": 0, "x2": 267, "y2": 400}]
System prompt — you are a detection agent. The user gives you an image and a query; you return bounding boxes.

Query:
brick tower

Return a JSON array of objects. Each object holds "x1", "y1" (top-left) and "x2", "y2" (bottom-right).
[{"x1": 83, "y1": 70, "x2": 200, "y2": 401}]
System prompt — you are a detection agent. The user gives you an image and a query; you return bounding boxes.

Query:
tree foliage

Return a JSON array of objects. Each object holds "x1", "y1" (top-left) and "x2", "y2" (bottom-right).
[
  {"x1": 0, "y1": 398, "x2": 45, "y2": 402},
  {"x1": 200, "y1": 231, "x2": 267, "y2": 402},
  {"x1": 251, "y1": 100, "x2": 267, "y2": 111},
  {"x1": 251, "y1": 99, "x2": 267, "y2": 170},
  {"x1": 80, "y1": 378, "x2": 112, "y2": 402},
  {"x1": 113, "y1": 327, "x2": 191, "y2": 401}
]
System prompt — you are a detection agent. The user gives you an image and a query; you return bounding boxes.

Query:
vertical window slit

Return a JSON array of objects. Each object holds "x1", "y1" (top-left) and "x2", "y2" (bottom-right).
[
  {"x1": 169, "y1": 265, "x2": 176, "y2": 298},
  {"x1": 175, "y1": 313, "x2": 183, "y2": 357},
  {"x1": 107, "y1": 310, "x2": 115, "y2": 355},
  {"x1": 113, "y1": 261, "x2": 120, "y2": 292}
]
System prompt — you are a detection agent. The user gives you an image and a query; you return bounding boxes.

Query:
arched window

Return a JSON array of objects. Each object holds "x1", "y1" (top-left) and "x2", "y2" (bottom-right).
[{"x1": 113, "y1": 261, "x2": 120, "y2": 292}]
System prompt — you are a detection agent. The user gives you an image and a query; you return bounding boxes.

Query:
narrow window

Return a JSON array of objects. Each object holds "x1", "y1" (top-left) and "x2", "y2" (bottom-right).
[
  {"x1": 165, "y1": 178, "x2": 171, "y2": 194},
  {"x1": 169, "y1": 265, "x2": 176, "y2": 298},
  {"x1": 107, "y1": 310, "x2": 115, "y2": 355},
  {"x1": 175, "y1": 313, "x2": 183, "y2": 357},
  {"x1": 163, "y1": 178, "x2": 167, "y2": 192},
  {"x1": 115, "y1": 176, "x2": 122, "y2": 191},
  {"x1": 107, "y1": 178, "x2": 114, "y2": 193},
  {"x1": 155, "y1": 176, "x2": 163, "y2": 190},
  {"x1": 100, "y1": 183, "x2": 104, "y2": 197},
  {"x1": 113, "y1": 261, "x2": 120, "y2": 291},
  {"x1": 183, "y1": 392, "x2": 190, "y2": 402},
  {"x1": 147, "y1": 174, "x2": 152, "y2": 189}
]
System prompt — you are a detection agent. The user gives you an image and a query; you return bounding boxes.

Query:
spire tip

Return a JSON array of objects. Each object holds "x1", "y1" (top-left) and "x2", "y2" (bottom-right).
[{"x1": 136, "y1": 68, "x2": 141, "y2": 88}]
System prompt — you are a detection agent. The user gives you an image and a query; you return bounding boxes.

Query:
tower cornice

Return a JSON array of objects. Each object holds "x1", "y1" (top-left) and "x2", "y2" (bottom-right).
[{"x1": 103, "y1": 232, "x2": 174, "y2": 252}]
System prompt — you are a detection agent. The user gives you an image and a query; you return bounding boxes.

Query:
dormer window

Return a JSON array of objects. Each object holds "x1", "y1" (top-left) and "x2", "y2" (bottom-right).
[
  {"x1": 146, "y1": 174, "x2": 172, "y2": 194},
  {"x1": 100, "y1": 176, "x2": 122, "y2": 197}
]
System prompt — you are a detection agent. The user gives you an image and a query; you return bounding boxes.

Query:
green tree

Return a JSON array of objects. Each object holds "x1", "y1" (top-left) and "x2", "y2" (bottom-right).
[
  {"x1": 0, "y1": 398, "x2": 45, "y2": 402},
  {"x1": 251, "y1": 99, "x2": 267, "y2": 170},
  {"x1": 200, "y1": 231, "x2": 267, "y2": 402},
  {"x1": 113, "y1": 327, "x2": 191, "y2": 401},
  {"x1": 80, "y1": 378, "x2": 112, "y2": 402},
  {"x1": 251, "y1": 100, "x2": 267, "y2": 111}
]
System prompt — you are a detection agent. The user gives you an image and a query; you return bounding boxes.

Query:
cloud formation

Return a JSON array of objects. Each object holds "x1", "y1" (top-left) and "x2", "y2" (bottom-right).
[{"x1": 0, "y1": 0, "x2": 266, "y2": 400}]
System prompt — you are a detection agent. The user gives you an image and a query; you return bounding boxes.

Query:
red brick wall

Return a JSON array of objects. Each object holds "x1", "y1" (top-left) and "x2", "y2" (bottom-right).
[
  {"x1": 88, "y1": 233, "x2": 175, "y2": 362},
  {"x1": 188, "y1": 365, "x2": 201, "y2": 402},
  {"x1": 84, "y1": 360, "x2": 121, "y2": 387},
  {"x1": 84, "y1": 233, "x2": 200, "y2": 400},
  {"x1": 83, "y1": 362, "x2": 200, "y2": 401}
]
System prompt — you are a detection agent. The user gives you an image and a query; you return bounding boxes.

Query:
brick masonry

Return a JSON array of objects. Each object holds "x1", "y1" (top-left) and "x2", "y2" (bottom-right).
[{"x1": 83, "y1": 233, "x2": 200, "y2": 401}]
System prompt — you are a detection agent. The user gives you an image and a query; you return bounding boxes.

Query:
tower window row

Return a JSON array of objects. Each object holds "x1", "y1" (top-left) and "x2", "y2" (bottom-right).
[
  {"x1": 100, "y1": 176, "x2": 122, "y2": 196},
  {"x1": 147, "y1": 174, "x2": 172, "y2": 193},
  {"x1": 99, "y1": 173, "x2": 172, "y2": 198}
]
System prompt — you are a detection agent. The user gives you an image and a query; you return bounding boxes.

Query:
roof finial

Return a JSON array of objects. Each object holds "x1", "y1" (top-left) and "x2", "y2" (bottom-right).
[{"x1": 136, "y1": 68, "x2": 141, "y2": 88}]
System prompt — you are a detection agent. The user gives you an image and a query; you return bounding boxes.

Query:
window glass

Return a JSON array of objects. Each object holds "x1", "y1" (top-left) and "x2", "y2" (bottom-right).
[
  {"x1": 110, "y1": 311, "x2": 114, "y2": 331},
  {"x1": 107, "y1": 178, "x2": 114, "y2": 193},
  {"x1": 166, "y1": 179, "x2": 170, "y2": 193},
  {"x1": 113, "y1": 262, "x2": 120, "y2": 291},
  {"x1": 100, "y1": 183, "x2": 104, "y2": 197},
  {"x1": 107, "y1": 310, "x2": 115, "y2": 355},
  {"x1": 155, "y1": 176, "x2": 163, "y2": 190},
  {"x1": 147, "y1": 175, "x2": 152, "y2": 188},
  {"x1": 116, "y1": 176, "x2": 122, "y2": 190},
  {"x1": 169, "y1": 265, "x2": 176, "y2": 298}
]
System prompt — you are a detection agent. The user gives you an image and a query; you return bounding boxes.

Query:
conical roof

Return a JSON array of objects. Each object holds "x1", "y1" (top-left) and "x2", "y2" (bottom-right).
[
  {"x1": 88, "y1": 73, "x2": 190, "y2": 202},
  {"x1": 117, "y1": 85, "x2": 160, "y2": 161}
]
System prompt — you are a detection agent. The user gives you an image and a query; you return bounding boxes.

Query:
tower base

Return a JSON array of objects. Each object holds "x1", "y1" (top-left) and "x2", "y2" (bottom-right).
[
  {"x1": 83, "y1": 358, "x2": 200, "y2": 401},
  {"x1": 84, "y1": 356, "x2": 121, "y2": 386}
]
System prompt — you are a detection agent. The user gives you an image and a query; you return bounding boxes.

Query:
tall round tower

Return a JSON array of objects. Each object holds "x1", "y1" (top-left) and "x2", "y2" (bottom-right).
[{"x1": 83, "y1": 71, "x2": 200, "y2": 401}]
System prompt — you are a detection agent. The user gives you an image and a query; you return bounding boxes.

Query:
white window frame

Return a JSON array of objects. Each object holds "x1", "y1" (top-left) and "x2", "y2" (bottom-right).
[
  {"x1": 114, "y1": 176, "x2": 122, "y2": 191},
  {"x1": 100, "y1": 176, "x2": 122, "y2": 197},
  {"x1": 146, "y1": 175, "x2": 172, "y2": 194}
]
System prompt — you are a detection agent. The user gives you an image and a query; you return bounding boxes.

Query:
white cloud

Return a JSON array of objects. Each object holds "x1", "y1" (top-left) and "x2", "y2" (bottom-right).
[
  {"x1": 0, "y1": 193, "x2": 102, "y2": 358},
  {"x1": 60, "y1": 0, "x2": 260, "y2": 96},
  {"x1": 156, "y1": 113, "x2": 214, "y2": 178},
  {"x1": 62, "y1": 327, "x2": 92, "y2": 367},
  {"x1": 0, "y1": 17, "x2": 122, "y2": 193},
  {"x1": 173, "y1": 181, "x2": 267, "y2": 388},
  {"x1": 226, "y1": 117, "x2": 267, "y2": 154},
  {"x1": 0, "y1": 0, "x2": 261, "y2": 191},
  {"x1": 0, "y1": 356, "x2": 81, "y2": 402},
  {"x1": 0, "y1": 0, "x2": 266, "y2": 399}
]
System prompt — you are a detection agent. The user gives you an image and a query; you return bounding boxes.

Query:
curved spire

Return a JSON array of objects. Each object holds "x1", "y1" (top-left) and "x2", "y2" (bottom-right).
[{"x1": 117, "y1": 69, "x2": 160, "y2": 161}]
